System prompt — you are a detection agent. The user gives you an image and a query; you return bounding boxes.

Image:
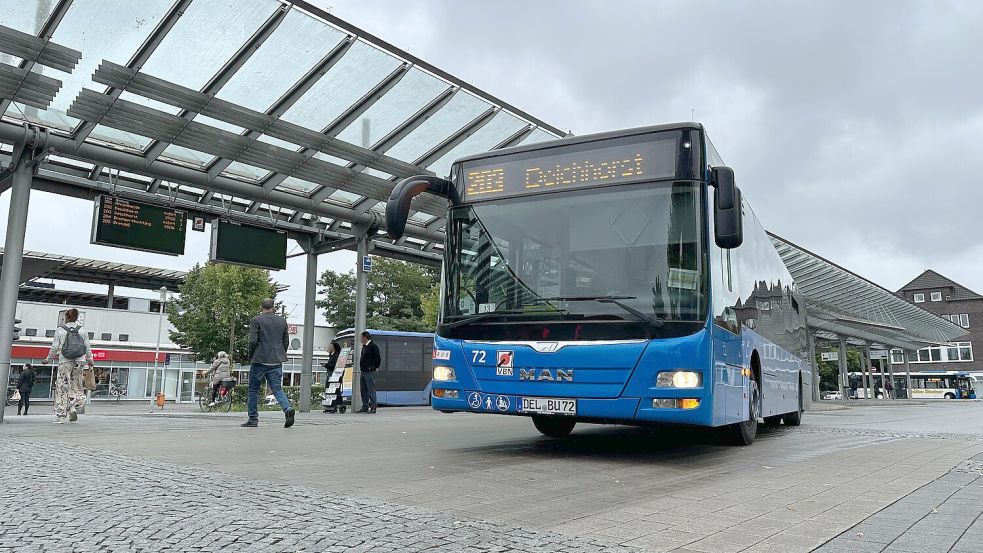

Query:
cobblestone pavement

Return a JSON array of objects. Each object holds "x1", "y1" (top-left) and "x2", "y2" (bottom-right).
[
  {"x1": 4, "y1": 402, "x2": 983, "y2": 552},
  {"x1": 0, "y1": 436, "x2": 639, "y2": 553},
  {"x1": 814, "y1": 456, "x2": 983, "y2": 553}
]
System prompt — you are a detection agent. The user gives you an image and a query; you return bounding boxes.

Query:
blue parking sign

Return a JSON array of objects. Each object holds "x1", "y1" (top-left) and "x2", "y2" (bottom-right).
[{"x1": 362, "y1": 255, "x2": 372, "y2": 272}]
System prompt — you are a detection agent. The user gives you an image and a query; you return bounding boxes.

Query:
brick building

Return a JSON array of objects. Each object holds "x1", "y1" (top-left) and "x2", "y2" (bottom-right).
[{"x1": 895, "y1": 270, "x2": 980, "y2": 373}]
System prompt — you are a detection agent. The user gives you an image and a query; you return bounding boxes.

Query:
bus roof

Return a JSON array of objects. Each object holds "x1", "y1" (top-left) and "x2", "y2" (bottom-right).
[{"x1": 335, "y1": 328, "x2": 434, "y2": 339}]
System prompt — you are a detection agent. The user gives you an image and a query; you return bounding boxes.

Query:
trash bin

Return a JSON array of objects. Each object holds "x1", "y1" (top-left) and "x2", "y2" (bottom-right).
[{"x1": 155, "y1": 392, "x2": 165, "y2": 408}]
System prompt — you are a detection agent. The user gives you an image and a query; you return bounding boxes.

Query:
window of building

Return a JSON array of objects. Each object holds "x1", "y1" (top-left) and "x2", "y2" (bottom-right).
[
  {"x1": 45, "y1": 329, "x2": 55, "y2": 338},
  {"x1": 118, "y1": 334, "x2": 129, "y2": 342},
  {"x1": 913, "y1": 293, "x2": 925, "y2": 303},
  {"x1": 87, "y1": 332, "x2": 95, "y2": 340},
  {"x1": 25, "y1": 328, "x2": 37, "y2": 337},
  {"x1": 890, "y1": 349, "x2": 905, "y2": 364},
  {"x1": 959, "y1": 314, "x2": 970, "y2": 328},
  {"x1": 931, "y1": 292, "x2": 942, "y2": 302},
  {"x1": 100, "y1": 333, "x2": 112, "y2": 341},
  {"x1": 905, "y1": 342, "x2": 974, "y2": 364}
]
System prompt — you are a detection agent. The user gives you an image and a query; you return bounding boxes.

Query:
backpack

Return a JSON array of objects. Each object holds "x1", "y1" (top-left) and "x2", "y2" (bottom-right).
[{"x1": 60, "y1": 325, "x2": 87, "y2": 359}]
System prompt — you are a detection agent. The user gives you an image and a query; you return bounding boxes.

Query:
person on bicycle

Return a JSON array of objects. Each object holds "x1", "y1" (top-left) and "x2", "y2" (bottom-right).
[{"x1": 205, "y1": 351, "x2": 232, "y2": 407}]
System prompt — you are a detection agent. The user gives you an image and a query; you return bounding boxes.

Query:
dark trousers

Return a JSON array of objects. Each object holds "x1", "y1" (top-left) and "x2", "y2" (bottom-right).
[
  {"x1": 360, "y1": 371, "x2": 377, "y2": 409},
  {"x1": 17, "y1": 393, "x2": 29, "y2": 414},
  {"x1": 246, "y1": 363, "x2": 292, "y2": 421}
]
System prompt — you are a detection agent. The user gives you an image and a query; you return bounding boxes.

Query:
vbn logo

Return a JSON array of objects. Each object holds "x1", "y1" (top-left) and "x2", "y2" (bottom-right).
[{"x1": 519, "y1": 368, "x2": 574, "y2": 382}]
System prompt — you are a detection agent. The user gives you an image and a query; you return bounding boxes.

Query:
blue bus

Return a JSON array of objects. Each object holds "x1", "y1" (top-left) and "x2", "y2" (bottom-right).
[
  {"x1": 334, "y1": 329, "x2": 434, "y2": 406},
  {"x1": 386, "y1": 123, "x2": 810, "y2": 445}
]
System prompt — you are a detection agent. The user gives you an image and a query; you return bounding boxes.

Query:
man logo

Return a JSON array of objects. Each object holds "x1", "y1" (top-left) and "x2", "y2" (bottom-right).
[
  {"x1": 532, "y1": 342, "x2": 561, "y2": 353},
  {"x1": 518, "y1": 368, "x2": 574, "y2": 382}
]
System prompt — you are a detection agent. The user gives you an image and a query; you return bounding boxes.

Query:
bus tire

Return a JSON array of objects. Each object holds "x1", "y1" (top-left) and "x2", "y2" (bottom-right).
[
  {"x1": 532, "y1": 416, "x2": 576, "y2": 438},
  {"x1": 944, "y1": 393, "x2": 955, "y2": 400},
  {"x1": 783, "y1": 379, "x2": 804, "y2": 427},
  {"x1": 725, "y1": 379, "x2": 760, "y2": 446}
]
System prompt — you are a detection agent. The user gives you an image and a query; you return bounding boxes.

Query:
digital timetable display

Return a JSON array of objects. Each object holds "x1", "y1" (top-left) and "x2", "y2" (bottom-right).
[
  {"x1": 91, "y1": 196, "x2": 186, "y2": 255},
  {"x1": 460, "y1": 135, "x2": 679, "y2": 202},
  {"x1": 210, "y1": 220, "x2": 287, "y2": 270}
]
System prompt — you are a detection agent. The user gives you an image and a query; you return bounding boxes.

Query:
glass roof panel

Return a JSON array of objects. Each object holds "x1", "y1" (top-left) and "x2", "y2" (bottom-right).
[
  {"x1": 7, "y1": 0, "x2": 173, "y2": 131},
  {"x1": 313, "y1": 152, "x2": 347, "y2": 166},
  {"x1": 193, "y1": 114, "x2": 246, "y2": 134},
  {"x1": 279, "y1": 41, "x2": 401, "y2": 133},
  {"x1": 215, "y1": 9, "x2": 347, "y2": 112},
  {"x1": 328, "y1": 190, "x2": 361, "y2": 205},
  {"x1": 119, "y1": 91, "x2": 182, "y2": 115},
  {"x1": 139, "y1": 0, "x2": 279, "y2": 91},
  {"x1": 361, "y1": 167, "x2": 393, "y2": 179},
  {"x1": 88, "y1": 125, "x2": 153, "y2": 151},
  {"x1": 519, "y1": 128, "x2": 562, "y2": 146},
  {"x1": 334, "y1": 67, "x2": 447, "y2": 147},
  {"x1": 224, "y1": 161, "x2": 270, "y2": 181},
  {"x1": 384, "y1": 92, "x2": 492, "y2": 163},
  {"x1": 278, "y1": 176, "x2": 320, "y2": 194},
  {"x1": 159, "y1": 144, "x2": 213, "y2": 167},
  {"x1": 425, "y1": 111, "x2": 527, "y2": 177},
  {"x1": 409, "y1": 212, "x2": 433, "y2": 224},
  {"x1": 0, "y1": 0, "x2": 56, "y2": 64},
  {"x1": 257, "y1": 134, "x2": 300, "y2": 151}
]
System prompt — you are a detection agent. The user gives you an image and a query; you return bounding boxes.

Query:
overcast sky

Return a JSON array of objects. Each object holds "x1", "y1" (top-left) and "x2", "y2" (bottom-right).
[{"x1": 3, "y1": 0, "x2": 982, "y2": 322}]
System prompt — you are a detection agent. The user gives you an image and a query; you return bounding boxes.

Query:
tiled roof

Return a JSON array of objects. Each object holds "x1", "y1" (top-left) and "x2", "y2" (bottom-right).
[{"x1": 897, "y1": 270, "x2": 983, "y2": 301}]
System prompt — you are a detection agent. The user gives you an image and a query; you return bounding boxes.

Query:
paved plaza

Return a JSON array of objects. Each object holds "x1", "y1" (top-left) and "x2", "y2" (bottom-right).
[{"x1": 2, "y1": 401, "x2": 983, "y2": 552}]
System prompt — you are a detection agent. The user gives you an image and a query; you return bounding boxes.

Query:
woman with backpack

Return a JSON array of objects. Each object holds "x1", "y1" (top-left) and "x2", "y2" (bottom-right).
[
  {"x1": 15, "y1": 363, "x2": 35, "y2": 415},
  {"x1": 43, "y1": 308, "x2": 93, "y2": 424}
]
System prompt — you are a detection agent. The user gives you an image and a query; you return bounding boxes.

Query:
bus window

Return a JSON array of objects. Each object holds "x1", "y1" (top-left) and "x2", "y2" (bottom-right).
[{"x1": 388, "y1": 340, "x2": 424, "y2": 372}]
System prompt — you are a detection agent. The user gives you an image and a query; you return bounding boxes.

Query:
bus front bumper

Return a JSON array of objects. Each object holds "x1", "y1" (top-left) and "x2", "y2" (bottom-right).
[{"x1": 431, "y1": 390, "x2": 713, "y2": 426}]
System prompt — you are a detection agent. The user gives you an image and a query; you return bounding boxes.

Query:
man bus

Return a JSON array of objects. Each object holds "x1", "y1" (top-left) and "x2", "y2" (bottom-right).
[{"x1": 386, "y1": 123, "x2": 811, "y2": 445}]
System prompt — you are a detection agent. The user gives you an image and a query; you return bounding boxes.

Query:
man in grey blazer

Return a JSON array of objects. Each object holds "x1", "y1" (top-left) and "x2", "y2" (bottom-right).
[{"x1": 242, "y1": 298, "x2": 295, "y2": 428}]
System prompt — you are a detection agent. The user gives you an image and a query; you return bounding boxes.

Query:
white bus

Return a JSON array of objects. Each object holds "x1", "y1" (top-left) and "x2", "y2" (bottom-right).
[{"x1": 849, "y1": 371, "x2": 978, "y2": 399}]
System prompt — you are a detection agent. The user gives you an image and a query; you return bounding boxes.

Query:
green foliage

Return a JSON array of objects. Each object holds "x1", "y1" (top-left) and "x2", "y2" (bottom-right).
[
  {"x1": 316, "y1": 257, "x2": 438, "y2": 332},
  {"x1": 815, "y1": 349, "x2": 862, "y2": 391},
  {"x1": 230, "y1": 384, "x2": 326, "y2": 411},
  {"x1": 167, "y1": 263, "x2": 279, "y2": 364},
  {"x1": 420, "y1": 285, "x2": 440, "y2": 330}
]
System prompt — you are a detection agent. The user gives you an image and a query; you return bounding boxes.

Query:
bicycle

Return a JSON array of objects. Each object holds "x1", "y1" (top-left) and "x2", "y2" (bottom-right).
[
  {"x1": 109, "y1": 379, "x2": 126, "y2": 404},
  {"x1": 199, "y1": 377, "x2": 236, "y2": 413}
]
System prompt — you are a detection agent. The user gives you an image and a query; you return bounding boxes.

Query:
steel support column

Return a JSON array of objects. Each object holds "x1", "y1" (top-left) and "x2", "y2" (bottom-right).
[
  {"x1": 808, "y1": 332, "x2": 819, "y2": 402},
  {"x1": 299, "y1": 246, "x2": 318, "y2": 412},
  {"x1": 862, "y1": 343, "x2": 873, "y2": 399},
  {"x1": 903, "y1": 351, "x2": 913, "y2": 399},
  {"x1": 0, "y1": 145, "x2": 34, "y2": 424},
  {"x1": 350, "y1": 229, "x2": 371, "y2": 413},
  {"x1": 107, "y1": 283, "x2": 115, "y2": 308},
  {"x1": 887, "y1": 351, "x2": 897, "y2": 400},
  {"x1": 837, "y1": 336, "x2": 849, "y2": 401}
]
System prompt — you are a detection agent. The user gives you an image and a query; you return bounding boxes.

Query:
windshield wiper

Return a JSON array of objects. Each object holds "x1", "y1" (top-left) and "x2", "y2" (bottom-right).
[{"x1": 532, "y1": 295, "x2": 664, "y2": 328}]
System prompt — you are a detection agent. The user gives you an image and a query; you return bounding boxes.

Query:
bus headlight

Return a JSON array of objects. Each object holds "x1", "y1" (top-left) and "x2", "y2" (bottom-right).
[
  {"x1": 656, "y1": 371, "x2": 702, "y2": 388},
  {"x1": 433, "y1": 366, "x2": 456, "y2": 382}
]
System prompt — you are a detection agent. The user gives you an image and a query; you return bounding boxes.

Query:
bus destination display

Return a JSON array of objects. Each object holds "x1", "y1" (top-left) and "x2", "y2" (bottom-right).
[
  {"x1": 210, "y1": 220, "x2": 287, "y2": 270},
  {"x1": 461, "y1": 136, "x2": 678, "y2": 202},
  {"x1": 90, "y1": 196, "x2": 186, "y2": 255}
]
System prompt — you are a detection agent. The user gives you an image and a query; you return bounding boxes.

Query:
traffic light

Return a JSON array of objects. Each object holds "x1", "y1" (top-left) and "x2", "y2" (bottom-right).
[{"x1": 12, "y1": 318, "x2": 21, "y2": 341}]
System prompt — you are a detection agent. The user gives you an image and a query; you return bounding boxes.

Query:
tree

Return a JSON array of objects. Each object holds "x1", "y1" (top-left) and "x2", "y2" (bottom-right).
[
  {"x1": 316, "y1": 257, "x2": 438, "y2": 332},
  {"x1": 167, "y1": 263, "x2": 280, "y2": 364},
  {"x1": 815, "y1": 348, "x2": 862, "y2": 391},
  {"x1": 420, "y1": 285, "x2": 440, "y2": 330}
]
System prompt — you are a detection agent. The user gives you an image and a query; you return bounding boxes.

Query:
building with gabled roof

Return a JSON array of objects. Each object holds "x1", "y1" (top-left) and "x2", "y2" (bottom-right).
[{"x1": 895, "y1": 270, "x2": 982, "y2": 373}]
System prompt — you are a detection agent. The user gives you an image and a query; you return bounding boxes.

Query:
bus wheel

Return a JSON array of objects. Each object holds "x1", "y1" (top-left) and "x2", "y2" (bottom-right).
[
  {"x1": 783, "y1": 380, "x2": 804, "y2": 427},
  {"x1": 725, "y1": 380, "x2": 760, "y2": 446},
  {"x1": 532, "y1": 416, "x2": 576, "y2": 438},
  {"x1": 944, "y1": 393, "x2": 955, "y2": 400}
]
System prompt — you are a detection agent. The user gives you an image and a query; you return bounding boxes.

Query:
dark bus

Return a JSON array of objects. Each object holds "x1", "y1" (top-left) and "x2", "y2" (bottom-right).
[{"x1": 335, "y1": 329, "x2": 434, "y2": 406}]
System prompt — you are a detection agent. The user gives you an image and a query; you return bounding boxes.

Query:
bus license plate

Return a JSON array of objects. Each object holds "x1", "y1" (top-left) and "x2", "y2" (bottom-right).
[{"x1": 521, "y1": 397, "x2": 576, "y2": 415}]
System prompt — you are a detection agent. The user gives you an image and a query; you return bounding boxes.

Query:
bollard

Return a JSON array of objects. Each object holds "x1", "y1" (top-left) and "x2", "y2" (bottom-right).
[{"x1": 155, "y1": 392, "x2": 165, "y2": 409}]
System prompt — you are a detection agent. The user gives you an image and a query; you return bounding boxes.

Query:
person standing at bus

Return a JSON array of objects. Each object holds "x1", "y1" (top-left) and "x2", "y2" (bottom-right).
[
  {"x1": 358, "y1": 331, "x2": 381, "y2": 414},
  {"x1": 242, "y1": 298, "x2": 295, "y2": 428},
  {"x1": 43, "y1": 308, "x2": 93, "y2": 423},
  {"x1": 15, "y1": 363, "x2": 35, "y2": 415},
  {"x1": 884, "y1": 378, "x2": 895, "y2": 400}
]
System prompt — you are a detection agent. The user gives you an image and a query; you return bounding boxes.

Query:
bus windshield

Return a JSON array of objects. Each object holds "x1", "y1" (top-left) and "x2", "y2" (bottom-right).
[{"x1": 441, "y1": 181, "x2": 707, "y2": 341}]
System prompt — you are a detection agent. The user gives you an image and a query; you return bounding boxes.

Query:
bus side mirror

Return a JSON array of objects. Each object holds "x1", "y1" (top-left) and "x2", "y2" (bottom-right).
[
  {"x1": 385, "y1": 175, "x2": 459, "y2": 240},
  {"x1": 711, "y1": 166, "x2": 743, "y2": 249}
]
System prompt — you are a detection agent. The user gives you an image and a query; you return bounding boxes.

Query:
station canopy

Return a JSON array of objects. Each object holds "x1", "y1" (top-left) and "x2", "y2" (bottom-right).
[
  {"x1": 0, "y1": 247, "x2": 185, "y2": 290},
  {"x1": 0, "y1": 0, "x2": 564, "y2": 266},
  {"x1": 0, "y1": 1, "x2": 964, "y2": 353},
  {"x1": 770, "y1": 234, "x2": 967, "y2": 351}
]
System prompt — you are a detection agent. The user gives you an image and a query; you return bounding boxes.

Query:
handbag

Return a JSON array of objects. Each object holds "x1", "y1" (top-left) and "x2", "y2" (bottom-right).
[
  {"x1": 81, "y1": 367, "x2": 97, "y2": 391},
  {"x1": 10, "y1": 390, "x2": 20, "y2": 402}
]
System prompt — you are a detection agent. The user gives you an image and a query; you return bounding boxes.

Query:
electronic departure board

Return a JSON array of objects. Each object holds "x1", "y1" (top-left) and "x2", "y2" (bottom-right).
[
  {"x1": 210, "y1": 220, "x2": 287, "y2": 270},
  {"x1": 460, "y1": 134, "x2": 679, "y2": 202},
  {"x1": 90, "y1": 196, "x2": 187, "y2": 255}
]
